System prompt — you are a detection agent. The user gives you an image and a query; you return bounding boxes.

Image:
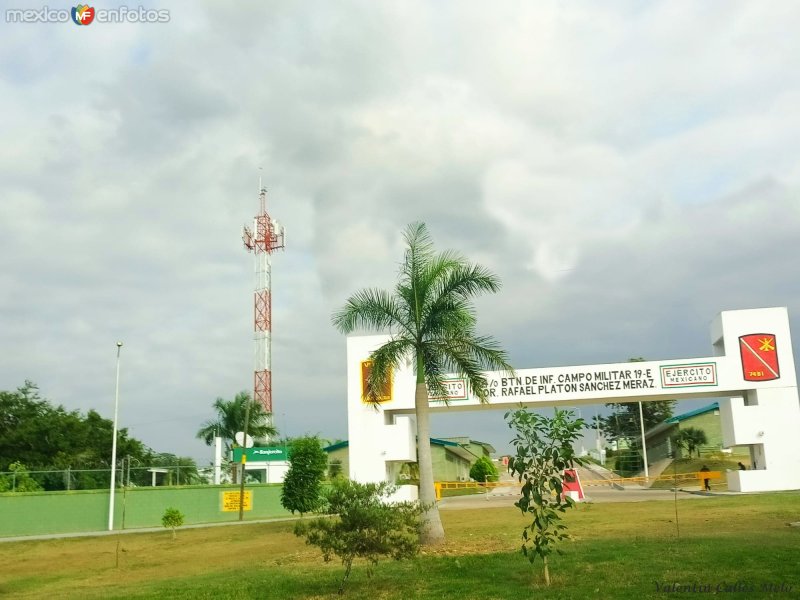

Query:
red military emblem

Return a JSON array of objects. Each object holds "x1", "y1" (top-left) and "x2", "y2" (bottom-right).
[{"x1": 739, "y1": 333, "x2": 780, "y2": 382}]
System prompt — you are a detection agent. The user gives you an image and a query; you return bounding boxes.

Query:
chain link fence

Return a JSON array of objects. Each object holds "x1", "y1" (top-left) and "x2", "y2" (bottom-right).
[{"x1": 0, "y1": 462, "x2": 209, "y2": 492}]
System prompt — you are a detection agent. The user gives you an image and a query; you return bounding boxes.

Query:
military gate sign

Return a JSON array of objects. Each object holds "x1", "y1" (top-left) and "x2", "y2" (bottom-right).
[{"x1": 343, "y1": 307, "x2": 800, "y2": 498}]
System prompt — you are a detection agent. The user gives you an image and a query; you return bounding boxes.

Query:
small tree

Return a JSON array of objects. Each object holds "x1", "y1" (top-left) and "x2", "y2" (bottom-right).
[
  {"x1": 506, "y1": 408, "x2": 585, "y2": 586},
  {"x1": 469, "y1": 456, "x2": 498, "y2": 484},
  {"x1": 281, "y1": 436, "x2": 327, "y2": 515},
  {"x1": 673, "y1": 427, "x2": 708, "y2": 458},
  {"x1": 161, "y1": 507, "x2": 184, "y2": 540},
  {"x1": 295, "y1": 479, "x2": 423, "y2": 594}
]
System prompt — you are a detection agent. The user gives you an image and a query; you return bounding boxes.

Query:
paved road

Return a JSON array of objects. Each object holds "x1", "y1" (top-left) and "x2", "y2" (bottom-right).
[
  {"x1": 439, "y1": 486, "x2": 718, "y2": 510},
  {"x1": 0, "y1": 515, "x2": 308, "y2": 544}
]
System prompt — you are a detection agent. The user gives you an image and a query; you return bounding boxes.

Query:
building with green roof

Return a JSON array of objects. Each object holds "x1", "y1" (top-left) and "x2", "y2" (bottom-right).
[
  {"x1": 324, "y1": 437, "x2": 494, "y2": 482},
  {"x1": 645, "y1": 402, "x2": 750, "y2": 462}
]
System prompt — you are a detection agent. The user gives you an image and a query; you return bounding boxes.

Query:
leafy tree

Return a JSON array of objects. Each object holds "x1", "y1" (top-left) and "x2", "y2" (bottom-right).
[
  {"x1": 506, "y1": 408, "x2": 585, "y2": 586},
  {"x1": 161, "y1": 507, "x2": 185, "y2": 540},
  {"x1": 469, "y1": 456, "x2": 498, "y2": 483},
  {"x1": 0, "y1": 381, "x2": 151, "y2": 489},
  {"x1": 281, "y1": 436, "x2": 327, "y2": 515},
  {"x1": 594, "y1": 359, "x2": 676, "y2": 452},
  {"x1": 0, "y1": 382, "x2": 215, "y2": 491},
  {"x1": 610, "y1": 449, "x2": 644, "y2": 477},
  {"x1": 598, "y1": 400, "x2": 676, "y2": 445},
  {"x1": 673, "y1": 427, "x2": 708, "y2": 458},
  {"x1": 0, "y1": 461, "x2": 43, "y2": 492},
  {"x1": 332, "y1": 222, "x2": 513, "y2": 544},
  {"x1": 295, "y1": 479, "x2": 423, "y2": 594},
  {"x1": 196, "y1": 391, "x2": 278, "y2": 455}
]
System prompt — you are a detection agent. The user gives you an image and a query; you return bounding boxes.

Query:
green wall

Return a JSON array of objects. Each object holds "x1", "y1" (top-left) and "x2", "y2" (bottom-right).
[
  {"x1": 430, "y1": 446, "x2": 470, "y2": 481},
  {"x1": 0, "y1": 484, "x2": 292, "y2": 538},
  {"x1": 326, "y1": 447, "x2": 350, "y2": 479},
  {"x1": 686, "y1": 411, "x2": 725, "y2": 447}
]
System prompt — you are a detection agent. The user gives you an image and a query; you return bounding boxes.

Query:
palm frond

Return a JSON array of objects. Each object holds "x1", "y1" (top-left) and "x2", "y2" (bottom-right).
[
  {"x1": 452, "y1": 334, "x2": 515, "y2": 374},
  {"x1": 425, "y1": 262, "x2": 501, "y2": 321},
  {"x1": 428, "y1": 334, "x2": 514, "y2": 403},
  {"x1": 400, "y1": 223, "x2": 437, "y2": 331},
  {"x1": 417, "y1": 250, "x2": 462, "y2": 297},
  {"x1": 419, "y1": 349, "x2": 450, "y2": 403},
  {"x1": 332, "y1": 288, "x2": 409, "y2": 335},
  {"x1": 402, "y1": 222, "x2": 435, "y2": 266},
  {"x1": 196, "y1": 419, "x2": 223, "y2": 445},
  {"x1": 363, "y1": 339, "x2": 414, "y2": 406},
  {"x1": 423, "y1": 301, "x2": 477, "y2": 339},
  {"x1": 196, "y1": 392, "x2": 278, "y2": 447}
]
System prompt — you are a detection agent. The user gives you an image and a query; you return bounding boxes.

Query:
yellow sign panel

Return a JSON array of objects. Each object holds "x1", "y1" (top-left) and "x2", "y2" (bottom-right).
[
  {"x1": 361, "y1": 360, "x2": 392, "y2": 404},
  {"x1": 221, "y1": 490, "x2": 253, "y2": 512}
]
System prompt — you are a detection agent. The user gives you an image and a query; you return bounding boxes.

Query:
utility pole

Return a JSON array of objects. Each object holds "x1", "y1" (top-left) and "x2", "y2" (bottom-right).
[
  {"x1": 595, "y1": 407, "x2": 604, "y2": 465},
  {"x1": 108, "y1": 341, "x2": 123, "y2": 531},
  {"x1": 638, "y1": 401, "x2": 649, "y2": 480}
]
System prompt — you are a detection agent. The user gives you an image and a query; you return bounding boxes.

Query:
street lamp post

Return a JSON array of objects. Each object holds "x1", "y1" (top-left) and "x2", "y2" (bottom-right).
[
  {"x1": 108, "y1": 341, "x2": 123, "y2": 531},
  {"x1": 595, "y1": 407, "x2": 605, "y2": 465},
  {"x1": 638, "y1": 401, "x2": 649, "y2": 480}
]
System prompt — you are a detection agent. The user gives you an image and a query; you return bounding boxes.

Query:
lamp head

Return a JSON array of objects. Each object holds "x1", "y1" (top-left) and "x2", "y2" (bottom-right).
[{"x1": 116, "y1": 341, "x2": 123, "y2": 348}]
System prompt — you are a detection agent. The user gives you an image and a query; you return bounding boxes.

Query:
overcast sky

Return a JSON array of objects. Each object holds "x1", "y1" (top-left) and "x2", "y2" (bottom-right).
[{"x1": 2, "y1": 1, "x2": 799, "y2": 463}]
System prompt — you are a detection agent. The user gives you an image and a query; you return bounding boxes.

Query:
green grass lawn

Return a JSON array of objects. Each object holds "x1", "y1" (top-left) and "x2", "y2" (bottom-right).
[{"x1": 1, "y1": 492, "x2": 798, "y2": 599}]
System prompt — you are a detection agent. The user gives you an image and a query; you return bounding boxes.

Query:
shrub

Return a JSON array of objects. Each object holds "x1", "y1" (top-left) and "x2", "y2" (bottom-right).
[
  {"x1": 469, "y1": 456, "x2": 498, "y2": 483},
  {"x1": 281, "y1": 436, "x2": 328, "y2": 515},
  {"x1": 295, "y1": 478, "x2": 423, "y2": 594},
  {"x1": 161, "y1": 507, "x2": 184, "y2": 540}
]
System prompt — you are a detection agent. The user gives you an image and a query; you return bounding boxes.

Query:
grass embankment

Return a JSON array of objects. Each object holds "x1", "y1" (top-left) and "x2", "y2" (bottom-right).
[
  {"x1": 1, "y1": 493, "x2": 798, "y2": 599},
  {"x1": 649, "y1": 457, "x2": 747, "y2": 490},
  {"x1": 440, "y1": 487, "x2": 486, "y2": 498}
]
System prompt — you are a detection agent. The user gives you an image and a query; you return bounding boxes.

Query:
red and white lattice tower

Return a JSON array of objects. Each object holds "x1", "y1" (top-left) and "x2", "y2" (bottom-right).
[{"x1": 242, "y1": 184, "x2": 285, "y2": 416}]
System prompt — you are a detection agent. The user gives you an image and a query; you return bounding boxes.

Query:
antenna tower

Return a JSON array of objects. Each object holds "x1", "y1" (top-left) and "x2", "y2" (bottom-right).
[{"x1": 242, "y1": 182, "x2": 285, "y2": 414}]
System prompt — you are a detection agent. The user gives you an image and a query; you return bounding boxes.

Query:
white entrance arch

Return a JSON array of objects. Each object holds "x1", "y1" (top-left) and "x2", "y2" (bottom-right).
[{"x1": 345, "y1": 307, "x2": 800, "y2": 498}]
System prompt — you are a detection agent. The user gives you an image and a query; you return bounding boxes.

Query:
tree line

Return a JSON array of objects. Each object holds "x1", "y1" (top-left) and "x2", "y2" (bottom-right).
[{"x1": 0, "y1": 381, "x2": 199, "y2": 491}]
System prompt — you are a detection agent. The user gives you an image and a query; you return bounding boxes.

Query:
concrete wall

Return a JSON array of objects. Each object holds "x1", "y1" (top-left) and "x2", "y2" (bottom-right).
[
  {"x1": 721, "y1": 389, "x2": 800, "y2": 491},
  {"x1": 0, "y1": 484, "x2": 292, "y2": 538}
]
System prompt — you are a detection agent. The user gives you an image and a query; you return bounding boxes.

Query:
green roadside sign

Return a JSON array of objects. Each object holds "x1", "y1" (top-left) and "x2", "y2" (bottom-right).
[{"x1": 231, "y1": 446, "x2": 289, "y2": 462}]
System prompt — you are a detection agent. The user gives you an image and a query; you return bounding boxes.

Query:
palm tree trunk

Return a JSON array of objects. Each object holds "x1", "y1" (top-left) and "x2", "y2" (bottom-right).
[{"x1": 415, "y1": 380, "x2": 445, "y2": 545}]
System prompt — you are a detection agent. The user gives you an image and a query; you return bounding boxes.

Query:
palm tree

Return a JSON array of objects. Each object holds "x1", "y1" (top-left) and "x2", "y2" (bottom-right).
[
  {"x1": 196, "y1": 391, "x2": 278, "y2": 455},
  {"x1": 149, "y1": 453, "x2": 202, "y2": 485},
  {"x1": 673, "y1": 427, "x2": 708, "y2": 458},
  {"x1": 332, "y1": 222, "x2": 513, "y2": 544}
]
